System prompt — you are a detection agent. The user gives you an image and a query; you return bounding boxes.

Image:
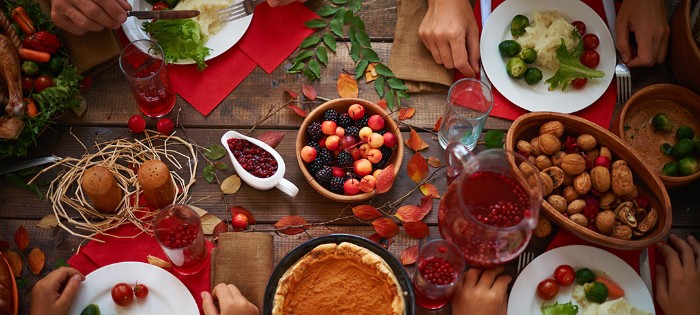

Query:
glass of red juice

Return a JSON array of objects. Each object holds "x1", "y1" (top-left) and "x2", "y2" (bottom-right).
[
  {"x1": 153, "y1": 204, "x2": 209, "y2": 275},
  {"x1": 412, "y1": 239, "x2": 465, "y2": 310},
  {"x1": 119, "y1": 39, "x2": 176, "y2": 118}
]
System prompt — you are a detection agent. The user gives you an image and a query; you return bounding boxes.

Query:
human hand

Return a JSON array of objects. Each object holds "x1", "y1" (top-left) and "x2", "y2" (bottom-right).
[
  {"x1": 418, "y1": 0, "x2": 479, "y2": 77},
  {"x1": 451, "y1": 267, "x2": 511, "y2": 315},
  {"x1": 267, "y1": 0, "x2": 308, "y2": 7},
  {"x1": 202, "y1": 283, "x2": 259, "y2": 315},
  {"x1": 29, "y1": 267, "x2": 84, "y2": 315},
  {"x1": 655, "y1": 234, "x2": 700, "y2": 315},
  {"x1": 50, "y1": 0, "x2": 132, "y2": 35},
  {"x1": 615, "y1": 0, "x2": 670, "y2": 67}
]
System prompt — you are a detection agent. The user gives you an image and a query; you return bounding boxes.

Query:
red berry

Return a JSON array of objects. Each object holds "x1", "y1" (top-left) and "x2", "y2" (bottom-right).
[
  {"x1": 232, "y1": 213, "x2": 248, "y2": 230},
  {"x1": 128, "y1": 115, "x2": 146, "y2": 133},
  {"x1": 157, "y1": 118, "x2": 175, "y2": 134}
]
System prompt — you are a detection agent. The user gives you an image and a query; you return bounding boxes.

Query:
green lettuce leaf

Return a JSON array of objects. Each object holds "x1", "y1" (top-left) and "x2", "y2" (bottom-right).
[
  {"x1": 541, "y1": 301, "x2": 579, "y2": 315},
  {"x1": 545, "y1": 39, "x2": 605, "y2": 91},
  {"x1": 142, "y1": 19, "x2": 211, "y2": 70}
]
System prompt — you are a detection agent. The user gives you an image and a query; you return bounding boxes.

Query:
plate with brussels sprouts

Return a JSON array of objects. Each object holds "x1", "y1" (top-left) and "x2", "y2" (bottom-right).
[{"x1": 481, "y1": 0, "x2": 615, "y2": 113}]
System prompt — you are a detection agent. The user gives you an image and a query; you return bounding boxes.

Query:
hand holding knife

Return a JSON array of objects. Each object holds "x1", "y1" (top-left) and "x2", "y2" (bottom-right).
[{"x1": 127, "y1": 10, "x2": 200, "y2": 20}]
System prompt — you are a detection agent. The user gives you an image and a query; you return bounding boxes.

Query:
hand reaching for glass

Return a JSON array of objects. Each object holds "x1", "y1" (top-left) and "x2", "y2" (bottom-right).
[{"x1": 655, "y1": 234, "x2": 700, "y2": 315}]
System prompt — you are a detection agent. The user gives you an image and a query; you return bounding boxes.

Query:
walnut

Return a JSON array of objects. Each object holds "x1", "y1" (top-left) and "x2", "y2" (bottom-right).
[
  {"x1": 560, "y1": 154, "x2": 586, "y2": 175},
  {"x1": 535, "y1": 155, "x2": 553, "y2": 171},
  {"x1": 611, "y1": 160, "x2": 634, "y2": 196},
  {"x1": 519, "y1": 161, "x2": 538, "y2": 177},
  {"x1": 570, "y1": 213, "x2": 588, "y2": 227},
  {"x1": 611, "y1": 224, "x2": 633, "y2": 240},
  {"x1": 530, "y1": 137, "x2": 543, "y2": 156},
  {"x1": 583, "y1": 149, "x2": 599, "y2": 168},
  {"x1": 563, "y1": 186, "x2": 579, "y2": 203},
  {"x1": 542, "y1": 167, "x2": 565, "y2": 189},
  {"x1": 595, "y1": 211, "x2": 616, "y2": 235},
  {"x1": 528, "y1": 155, "x2": 537, "y2": 165},
  {"x1": 517, "y1": 140, "x2": 533, "y2": 156},
  {"x1": 622, "y1": 185, "x2": 639, "y2": 201},
  {"x1": 599, "y1": 192, "x2": 618, "y2": 210},
  {"x1": 637, "y1": 208, "x2": 658, "y2": 233},
  {"x1": 577, "y1": 134, "x2": 597, "y2": 151},
  {"x1": 534, "y1": 216, "x2": 553, "y2": 238},
  {"x1": 547, "y1": 195, "x2": 567, "y2": 213},
  {"x1": 539, "y1": 120, "x2": 565, "y2": 138},
  {"x1": 600, "y1": 146, "x2": 612, "y2": 160},
  {"x1": 573, "y1": 172, "x2": 592, "y2": 195},
  {"x1": 539, "y1": 172, "x2": 554, "y2": 196},
  {"x1": 617, "y1": 205, "x2": 638, "y2": 228},
  {"x1": 551, "y1": 151, "x2": 566, "y2": 167},
  {"x1": 538, "y1": 134, "x2": 562, "y2": 155},
  {"x1": 590, "y1": 166, "x2": 611, "y2": 193},
  {"x1": 567, "y1": 199, "x2": 586, "y2": 215}
]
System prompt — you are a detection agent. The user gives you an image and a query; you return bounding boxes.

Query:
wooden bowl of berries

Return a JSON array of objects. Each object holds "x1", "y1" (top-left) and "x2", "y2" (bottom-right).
[
  {"x1": 296, "y1": 98, "x2": 403, "y2": 202},
  {"x1": 506, "y1": 112, "x2": 672, "y2": 250}
]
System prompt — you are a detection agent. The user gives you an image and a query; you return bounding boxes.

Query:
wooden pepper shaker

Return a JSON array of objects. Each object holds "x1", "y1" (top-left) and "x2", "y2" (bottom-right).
[
  {"x1": 138, "y1": 160, "x2": 176, "y2": 209},
  {"x1": 81, "y1": 165, "x2": 122, "y2": 213}
]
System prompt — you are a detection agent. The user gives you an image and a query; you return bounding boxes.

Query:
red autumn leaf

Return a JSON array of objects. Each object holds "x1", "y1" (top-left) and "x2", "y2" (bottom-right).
[
  {"x1": 212, "y1": 221, "x2": 229, "y2": 239},
  {"x1": 2, "y1": 250, "x2": 22, "y2": 275},
  {"x1": 302, "y1": 83, "x2": 317, "y2": 100},
  {"x1": 337, "y1": 73, "x2": 359, "y2": 98},
  {"x1": 433, "y1": 117, "x2": 443, "y2": 132},
  {"x1": 352, "y1": 205, "x2": 382, "y2": 221},
  {"x1": 368, "y1": 233, "x2": 395, "y2": 249},
  {"x1": 420, "y1": 183, "x2": 440, "y2": 198},
  {"x1": 407, "y1": 152, "x2": 429, "y2": 183},
  {"x1": 405, "y1": 128, "x2": 428, "y2": 152},
  {"x1": 375, "y1": 163, "x2": 396, "y2": 194},
  {"x1": 287, "y1": 104, "x2": 307, "y2": 117},
  {"x1": 0, "y1": 240, "x2": 9, "y2": 251},
  {"x1": 14, "y1": 225, "x2": 29, "y2": 250},
  {"x1": 398, "y1": 107, "x2": 416, "y2": 120},
  {"x1": 419, "y1": 195, "x2": 434, "y2": 213},
  {"x1": 274, "y1": 215, "x2": 310, "y2": 235},
  {"x1": 230, "y1": 206, "x2": 256, "y2": 225},
  {"x1": 285, "y1": 89, "x2": 298, "y2": 99},
  {"x1": 400, "y1": 245, "x2": 419, "y2": 265},
  {"x1": 404, "y1": 221, "x2": 430, "y2": 239},
  {"x1": 358, "y1": 180, "x2": 374, "y2": 193},
  {"x1": 376, "y1": 99, "x2": 388, "y2": 110},
  {"x1": 372, "y1": 218, "x2": 399, "y2": 238},
  {"x1": 394, "y1": 205, "x2": 430, "y2": 222},
  {"x1": 28, "y1": 247, "x2": 45, "y2": 275},
  {"x1": 427, "y1": 157, "x2": 443, "y2": 167},
  {"x1": 257, "y1": 131, "x2": 285, "y2": 149}
]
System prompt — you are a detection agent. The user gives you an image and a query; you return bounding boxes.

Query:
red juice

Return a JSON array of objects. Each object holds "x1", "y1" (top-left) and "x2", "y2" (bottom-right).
[
  {"x1": 413, "y1": 256, "x2": 459, "y2": 309},
  {"x1": 131, "y1": 60, "x2": 176, "y2": 118},
  {"x1": 154, "y1": 206, "x2": 209, "y2": 275}
]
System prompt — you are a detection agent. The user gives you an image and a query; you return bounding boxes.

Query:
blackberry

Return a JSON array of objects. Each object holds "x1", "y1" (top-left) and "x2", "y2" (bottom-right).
[
  {"x1": 307, "y1": 122, "x2": 323, "y2": 140},
  {"x1": 338, "y1": 113, "x2": 353, "y2": 128},
  {"x1": 316, "y1": 148, "x2": 334, "y2": 166},
  {"x1": 323, "y1": 109, "x2": 339, "y2": 123},
  {"x1": 379, "y1": 146, "x2": 393, "y2": 161},
  {"x1": 307, "y1": 161, "x2": 323, "y2": 175},
  {"x1": 372, "y1": 161, "x2": 387, "y2": 170},
  {"x1": 337, "y1": 151, "x2": 354, "y2": 167},
  {"x1": 378, "y1": 130, "x2": 387, "y2": 135},
  {"x1": 329, "y1": 176, "x2": 345, "y2": 194},
  {"x1": 356, "y1": 115, "x2": 369, "y2": 128},
  {"x1": 315, "y1": 166, "x2": 332, "y2": 186},
  {"x1": 307, "y1": 141, "x2": 321, "y2": 150},
  {"x1": 345, "y1": 126, "x2": 360, "y2": 138}
]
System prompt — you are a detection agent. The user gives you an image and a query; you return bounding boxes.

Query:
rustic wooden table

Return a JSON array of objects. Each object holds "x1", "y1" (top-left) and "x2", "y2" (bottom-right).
[{"x1": 1, "y1": 0, "x2": 699, "y2": 314}]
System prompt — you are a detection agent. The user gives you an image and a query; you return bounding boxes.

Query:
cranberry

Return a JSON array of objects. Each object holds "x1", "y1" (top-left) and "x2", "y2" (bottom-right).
[
  {"x1": 419, "y1": 257, "x2": 456, "y2": 285},
  {"x1": 470, "y1": 172, "x2": 529, "y2": 228},
  {"x1": 226, "y1": 138, "x2": 278, "y2": 178},
  {"x1": 161, "y1": 223, "x2": 198, "y2": 249},
  {"x1": 563, "y1": 136, "x2": 578, "y2": 153}
]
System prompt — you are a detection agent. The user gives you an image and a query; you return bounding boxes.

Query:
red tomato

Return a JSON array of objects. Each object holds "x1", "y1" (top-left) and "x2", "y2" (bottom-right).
[
  {"x1": 134, "y1": 283, "x2": 149, "y2": 299},
  {"x1": 111, "y1": 283, "x2": 134, "y2": 306},
  {"x1": 553, "y1": 265, "x2": 576, "y2": 286},
  {"x1": 156, "y1": 117, "x2": 175, "y2": 134},
  {"x1": 580, "y1": 50, "x2": 600, "y2": 68},
  {"x1": 582, "y1": 34, "x2": 600, "y2": 50},
  {"x1": 572, "y1": 78, "x2": 588, "y2": 89},
  {"x1": 34, "y1": 75, "x2": 54, "y2": 93},
  {"x1": 128, "y1": 114, "x2": 146, "y2": 133},
  {"x1": 536, "y1": 278, "x2": 559, "y2": 300},
  {"x1": 152, "y1": 2, "x2": 169, "y2": 10},
  {"x1": 572, "y1": 21, "x2": 586, "y2": 36},
  {"x1": 22, "y1": 76, "x2": 33, "y2": 93}
]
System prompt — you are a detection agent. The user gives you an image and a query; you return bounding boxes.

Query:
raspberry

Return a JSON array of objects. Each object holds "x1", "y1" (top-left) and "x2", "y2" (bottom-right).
[
  {"x1": 337, "y1": 151, "x2": 354, "y2": 167},
  {"x1": 315, "y1": 166, "x2": 332, "y2": 186},
  {"x1": 356, "y1": 115, "x2": 369, "y2": 128},
  {"x1": 338, "y1": 113, "x2": 353, "y2": 128},
  {"x1": 345, "y1": 126, "x2": 360, "y2": 138},
  {"x1": 307, "y1": 122, "x2": 323, "y2": 140},
  {"x1": 323, "y1": 109, "x2": 339, "y2": 123},
  {"x1": 329, "y1": 176, "x2": 345, "y2": 194},
  {"x1": 308, "y1": 161, "x2": 323, "y2": 175},
  {"x1": 316, "y1": 148, "x2": 334, "y2": 166}
]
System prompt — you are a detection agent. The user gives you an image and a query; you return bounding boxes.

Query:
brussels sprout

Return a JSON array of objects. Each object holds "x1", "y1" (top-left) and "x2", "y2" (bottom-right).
[
  {"x1": 661, "y1": 162, "x2": 679, "y2": 176},
  {"x1": 652, "y1": 113, "x2": 673, "y2": 132},
  {"x1": 676, "y1": 125, "x2": 695, "y2": 140},
  {"x1": 511, "y1": 14, "x2": 530, "y2": 37},
  {"x1": 506, "y1": 57, "x2": 527, "y2": 79},
  {"x1": 80, "y1": 304, "x2": 101, "y2": 315},
  {"x1": 693, "y1": 137, "x2": 700, "y2": 154},
  {"x1": 660, "y1": 143, "x2": 673, "y2": 155},
  {"x1": 524, "y1": 68, "x2": 543, "y2": 85},
  {"x1": 584, "y1": 281, "x2": 609, "y2": 304},
  {"x1": 671, "y1": 138, "x2": 694, "y2": 159},
  {"x1": 679, "y1": 156, "x2": 698, "y2": 176},
  {"x1": 499, "y1": 40, "x2": 521, "y2": 57},
  {"x1": 576, "y1": 268, "x2": 595, "y2": 285},
  {"x1": 519, "y1": 48, "x2": 538, "y2": 64}
]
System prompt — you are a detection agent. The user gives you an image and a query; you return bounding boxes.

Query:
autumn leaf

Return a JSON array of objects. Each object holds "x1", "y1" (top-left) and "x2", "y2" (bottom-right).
[
  {"x1": 302, "y1": 83, "x2": 317, "y2": 100},
  {"x1": 14, "y1": 225, "x2": 29, "y2": 250},
  {"x1": 287, "y1": 104, "x2": 308, "y2": 117},
  {"x1": 427, "y1": 157, "x2": 443, "y2": 168},
  {"x1": 404, "y1": 221, "x2": 430, "y2": 238},
  {"x1": 405, "y1": 128, "x2": 428, "y2": 151},
  {"x1": 2, "y1": 250, "x2": 22, "y2": 275},
  {"x1": 36, "y1": 215, "x2": 58, "y2": 229},
  {"x1": 274, "y1": 216, "x2": 310, "y2": 235},
  {"x1": 368, "y1": 233, "x2": 395, "y2": 249},
  {"x1": 212, "y1": 221, "x2": 229, "y2": 239},
  {"x1": 398, "y1": 107, "x2": 415, "y2": 120},
  {"x1": 400, "y1": 245, "x2": 419, "y2": 265},
  {"x1": 28, "y1": 247, "x2": 45, "y2": 275},
  {"x1": 200, "y1": 213, "x2": 223, "y2": 235},
  {"x1": 419, "y1": 195, "x2": 434, "y2": 213},
  {"x1": 220, "y1": 175, "x2": 241, "y2": 194},
  {"x1": 375, "y1": 163, "x2": 396, "y2": 194},
  {"x1": 394, "y1": 205, "x2": 430, "y2": 222},
  {"x1": 365, "y1": 63, "x2": 379, "y2": 82},
  {"x1": 420, "y1": 184, "x2": 440, "y2": 198},
  {"x1": 433, "y1": 117, "x2": 443, "y2": 132},
  {"x1": 352, "y1": 205, "x2": 382, "y2": 221},
  {"x1": 257, "y1": 131, "x2": 285, "y2": 149},
  {"x1": 337, "y1": 73, "x2": 359, "y2": 98},
  {"x1": 285, "y1": 90, "x2": 298, "y2": 99},
  {"x1": 407, "y1": 152, "x2": 429, "y2": 183},
  {"x1": 376, "y1": 99, "x2": 388, "y2": 110},
  {"x1": 230, "y1": 206, "x2": 256, "y2": 225},
  {"x1": 147, "y1": 255, "x2": 172, "y2": 268},
  {"x1": 372, "y1": 218, "x2": 399, "y2": 238}
]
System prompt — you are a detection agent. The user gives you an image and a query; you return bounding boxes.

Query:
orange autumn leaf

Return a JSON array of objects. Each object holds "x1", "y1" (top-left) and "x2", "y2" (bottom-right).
[
  {"x1": 395, "y1": 205, "x2": 430, "y2": 222},
  {"x1": 28, "y1": 247, "x2": 45, "y2": 275},
  {"x1": 230, "y1": 206, "x2": 256, "y2": 225},
  {"x1": 14, "y1": 224, "x2": 29, "y2": 250},
  {"x1": 2, "y1": 250, "x2": 22, "y2": 276},
  {"x1": 287, "y1": 104, "x2": 307, "y2": 117},
  {"x1": 419, "y1": 195, "x2": 434, "y2": 213},
  {"x1": 420, "y1": 183, "x2": 440, "y2": 198},
  {"x1": 337, "y1": 73, "x2": 359, "y2": 98},
  {"x1": 285, "y1": 89, "x2": 298, "y2": 99},
  {"x1": 404, "y1": 221, "x2": 430, "y2": 239},
  {"x1": 257, "y1": 131, "x2": 285, "y2": 149},
  {"x1": 352, "y1": 205, "x2": 382, "y2": 221},
  {"x1": 375, "y1": 163, "x2": 396, "y2": 194},
  {"x1": 433, "y1": 117, "x2": 443, "y2": 132},
  {"x1": 365, "y1": 63, "x2": 379, "y2": 82},
  {"x1": 376, "y1": 99, "x2": 388, "y2": 110},
  {"x1": 427, "y1": 157, "x2": 443, "y2": 167},
  {"x1": 274, "y1": 215, "x2": 310, "y2": 235},
  {"x1": 398, "y1": 107, "x2": 416, "y2": 120},
  {"x1": 407, "y1": 152, "x2": 429, "y2": 183},
  {"x1": 400, "y1": 245, "x2": 419, "y2": 266},
  {"x1": 405, "y1": 128, "x2": 428, "y2": 152},
  {"x1": 302, "y1": 83, "x2": 317, "y2": 100},
  {"x1": 372, "y1": 218, "x2": 399, "y2": 238}
]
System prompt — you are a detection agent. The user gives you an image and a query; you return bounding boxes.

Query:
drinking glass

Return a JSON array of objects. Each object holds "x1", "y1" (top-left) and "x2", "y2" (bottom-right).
[
  {"x1": 438, "y1": 78, "x2": 494, "y2": 150},
  {"x1": 412, "y1": 239, "x2": 465, "y2": 310},
  {"x1": 153, "y1": 204, "x2": 209, "y2": 275},
  {"x1": 119, "y1": 39, "x2": 176, "y2": 118}
]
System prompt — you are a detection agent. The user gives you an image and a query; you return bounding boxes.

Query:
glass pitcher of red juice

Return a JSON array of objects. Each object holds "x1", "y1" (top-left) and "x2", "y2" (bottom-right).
[{"x1": 438, "y1": 144, "x2": 543, "y2": 267}]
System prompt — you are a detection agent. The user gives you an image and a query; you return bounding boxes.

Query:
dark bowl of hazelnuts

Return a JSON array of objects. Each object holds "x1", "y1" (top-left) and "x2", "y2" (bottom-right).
[{"x1": 296, "y1": 98, "x2": 403, "y2": 203}]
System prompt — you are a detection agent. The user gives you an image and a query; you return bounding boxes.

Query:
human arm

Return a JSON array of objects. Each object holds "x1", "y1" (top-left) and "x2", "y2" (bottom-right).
[
  {"x1": 451, "y1": 267, "x2": 511, "y2": 315},
  {"x1": 615, "y1": 0, "x2": 670, "y2": 67},
  {"x1": 50, "y1": 0, "x2": 132, "y2": 35},
  {"x1": 266, "y1": 0, "x2": 308, "y2": 7},
  {"x1": 201, "y1": 283, "x2": 259, "y2": 315},
  {"x1": 655, "y1": 234, "x2": 700, "y2": 315},
  {"x1": 29, "y1": 267, "x2": 84, "y2": 315}
]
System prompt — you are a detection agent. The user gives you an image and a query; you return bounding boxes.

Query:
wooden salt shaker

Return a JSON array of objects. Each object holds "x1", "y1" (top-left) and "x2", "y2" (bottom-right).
[
  {"x1": 81, "y1": 165, "x2": 122, "y2": 213},
  {"x1": 138, "y1": 160, "x2": 176, "y2": 209}
]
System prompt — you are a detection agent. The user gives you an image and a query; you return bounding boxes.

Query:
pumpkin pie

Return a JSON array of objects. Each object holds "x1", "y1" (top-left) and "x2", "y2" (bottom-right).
[{"x1": 273, "y1": 242, "x2": 404, "y2": 315}]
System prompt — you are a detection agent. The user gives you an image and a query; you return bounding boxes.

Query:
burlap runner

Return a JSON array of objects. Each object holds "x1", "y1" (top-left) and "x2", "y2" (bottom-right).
[
  {"x1": 210, "y1": 232, "x2": 273, "y2": 309},
  {"x1": 388, "y1": 0, "x2": 454, "y2": 93}
]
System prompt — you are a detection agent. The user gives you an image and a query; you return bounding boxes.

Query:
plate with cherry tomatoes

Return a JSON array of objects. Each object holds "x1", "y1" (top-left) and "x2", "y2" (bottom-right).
[
  {"x1": 481, "y1": 0, "x2": 615, "y2": 113},
  {"x1": 67, "y1": 262, "x2": 198, "y2": 315},
  {"x1": 508, "y1": 245, "x2": 654, "y2": 314}
]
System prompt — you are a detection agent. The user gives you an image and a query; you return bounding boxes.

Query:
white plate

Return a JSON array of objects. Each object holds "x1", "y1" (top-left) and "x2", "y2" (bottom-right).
[
  {"x1": 508, "y1": 245, "x2": 654, "y2": 314},
  {"x1": 480, "y1": 0, "x2": 615, "y2": 113},
  {"x1": 68, "y1": 262, "x2": 198, "y2": 315},
  {"x1": 122, "y1": 0, "x2": 253, "y2": 64}
]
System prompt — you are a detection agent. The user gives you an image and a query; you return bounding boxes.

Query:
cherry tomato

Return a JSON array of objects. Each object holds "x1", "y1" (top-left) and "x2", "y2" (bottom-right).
[
  {"x1": 580, "y1": 50, "x2": 600, "y2": 68},
  {"x1": 582, "y1": 33, "x2": 600, "y2": 50},
  {"x1": 34, "y1": 75, "x2": 54, "y2": 93},
  {"x1": 128, "y1": 114, "x2": 146, "y2": 133},
  {"x1": 111, "y1": 283, "x2": 134, "y2": 306},
  {"x1": 22, "y1": 76, "x2": 33, "y2": 93},
  {"x1": 536, "y1": 278, "x2": 559, "y2": 300},
  {"x1": 553, "y1": 265, "x2": 576, "y2": 286},
  {"x1": 156, "y1": 117, "x2": 175, "y2": 134},
  {"x1": 134, "y1": 283, "x2": 149, "y2": 299},
  {"x1": 572, "y1": 21, "x2": 586, "y2": 36},
  {"x1": 572, "y1": 78, "x2": 588, "y2": 89},
  {"x1": 152, "y1": 2, "x2": 169, "y2": 10}
]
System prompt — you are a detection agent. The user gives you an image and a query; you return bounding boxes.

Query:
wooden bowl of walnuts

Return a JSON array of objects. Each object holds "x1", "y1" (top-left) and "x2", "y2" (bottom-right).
[{"x1": 506, "y1": 112, "x2": 672, "y2": 250}]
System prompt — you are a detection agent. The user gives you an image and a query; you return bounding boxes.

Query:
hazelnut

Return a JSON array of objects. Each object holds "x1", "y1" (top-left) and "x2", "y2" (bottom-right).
[
  {"x1": 535, "y1": 155, "x2": 553, "y2": 171},
  {"x1": 600, "y1": 146, "x2": 612, "y2": 160},
  {"x1": 551, "y1": 151, "x2": 566, "y2": 167},
  {"x1": 534, "y1": 216, "x2": 552, "y2": 238},
  {"x1": 573, "y1": 172, "x2": 592, "y2": 195},
  {"x1": 539, "y1": 121, "x2": 565, "y2": 138},
  {"x1": 595, "y1": 211, "x2": 616, "y2": 235},
  {"x1": 547, "y1": 195, "x2": 567, "y2": 213},
  {"x1": 560, "y1": 154, "x2": 586, "y2": 175},
  {"x1": 538, "y1": 134, "x2": 562, "y2": 155},
  {"x1": 517, "y1": 140, "x2": 533, "y2": 156},
  {"x1": 590, "y1": 166, "x2": 611, "y2": 193},
  {"x1": 562, "y1": 186, "x2": 579, "y2": 203},
  {"x1": 570, "y1": 213, "x2": 589, "y2": 227},
  {"x1": 577, "y1": 134, "x2": 597, "y2": 151},
  {"x1": 567, "y1": 199, "x2": 586, "y2": 215},
  {"x1": 611, "y1": 224, "x2": 633, "y2": 240},
  {"x1": 530, "y1": 137, "x2": 542, "y2": 156}
]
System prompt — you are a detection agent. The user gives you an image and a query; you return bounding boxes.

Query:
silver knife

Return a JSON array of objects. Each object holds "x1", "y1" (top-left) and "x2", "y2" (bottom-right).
[
  {"x1": 0, "y1": 156, "x2": 61, "y2": 175},
  {"x1": 127, "y1": 10, "x2": 200, "y2": 20},
  {"x1": 639, "y1": 247, "x2": 653, "y2": 295}
]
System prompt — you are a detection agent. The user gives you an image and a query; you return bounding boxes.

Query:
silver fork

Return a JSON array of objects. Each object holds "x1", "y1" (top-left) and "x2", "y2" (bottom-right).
[
  {"x1": 516, "y1": 251, "x2": 535, "y2": 276},
  {"x1": 615, "y1": 61, "x2": 632, "y2": 104},
  {"x1": 218, "y1": 0, "x2": 266, "y2": 23}
]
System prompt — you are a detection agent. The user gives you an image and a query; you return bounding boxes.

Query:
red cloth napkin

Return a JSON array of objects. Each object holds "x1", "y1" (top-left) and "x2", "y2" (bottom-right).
[
  {"x1": 469, "y1": 0, "x2": 616, "y2": 128},
  {"x1": 68, "y1": 224, "x2": 214, "y2": 315}
]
